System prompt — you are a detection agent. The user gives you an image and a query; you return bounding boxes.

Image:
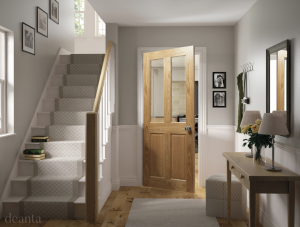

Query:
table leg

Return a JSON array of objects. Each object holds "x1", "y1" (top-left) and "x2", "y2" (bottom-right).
[
  {"x1": 255, "y1": 194, "x2": 259, "y2": 226},
  {"x1": 227, "y1": 160, "x2": 231, "y2": 225},
  {"x1": 249, "y1": 182, "x2": 256, "y2": 227},
  {"x1": 288, "y1": 181, "x2": 295, "y2": 227}
]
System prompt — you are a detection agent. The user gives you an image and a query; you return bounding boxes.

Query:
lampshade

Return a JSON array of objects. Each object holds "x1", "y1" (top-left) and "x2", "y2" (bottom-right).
[
  {"x1": 240, "y1": 111, "x2": 262, "y2": 127},
  {"x1": 258, "y1": 113, "x2": 289, "y2": 135}
]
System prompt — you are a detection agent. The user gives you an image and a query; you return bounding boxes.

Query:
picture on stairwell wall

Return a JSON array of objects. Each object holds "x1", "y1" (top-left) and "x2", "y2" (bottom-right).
[
  {"x1": 37, "y1": 7, "x2": 48, "y2": 37},
  {"x1": 22, "y1": 22, "x2": 35, "y2": 55},
  {"x1": 50, "y1": 0, "x2": 59, "y2": 24}
]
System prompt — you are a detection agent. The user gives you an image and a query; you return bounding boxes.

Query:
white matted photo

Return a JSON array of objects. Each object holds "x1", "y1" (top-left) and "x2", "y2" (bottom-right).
[
  {"x1": 37, "y1": 7, "x2": 48, "y2": 37},
  {"x1": 22, "y1": 22, "x2": 35, "y2": 55},
  {"x1": 213, "y1": 72, "x2": 226, "y2": 88},
  {"x1": 213, "y1": 91, "x2": 226, "y2": 107},
  {"x1": 50, "y1": 0, "x2": 59, "y2": 24}
]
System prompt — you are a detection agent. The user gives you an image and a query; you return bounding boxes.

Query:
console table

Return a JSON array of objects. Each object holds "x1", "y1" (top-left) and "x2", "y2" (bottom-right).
[{"x1": 223, "y1": 152, "x2": 300, "y2": 227}]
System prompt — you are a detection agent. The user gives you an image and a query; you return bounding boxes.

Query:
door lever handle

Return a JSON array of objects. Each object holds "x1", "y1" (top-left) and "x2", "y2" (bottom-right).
[{"x1": 185, "y1": 126, "x2": 191, "y2": 132}]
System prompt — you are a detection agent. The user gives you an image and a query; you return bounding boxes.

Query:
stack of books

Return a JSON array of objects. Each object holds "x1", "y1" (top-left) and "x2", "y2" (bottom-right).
[
  {"x1": 31, "y1": 135, "x2": 49, "y2": 142},
  {"x1": 23, "y1": 149, "x2": 45, "y2": 160}
]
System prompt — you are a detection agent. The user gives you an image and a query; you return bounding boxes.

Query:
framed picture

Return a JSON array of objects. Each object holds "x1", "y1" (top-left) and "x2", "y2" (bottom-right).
[
  {"x1": 22, "y1": 22, "x2": 35, "y2": 55},
  {"x1": 37, "y1": 7, "x2": 48, "y2": 37},
  {"x1": 213, "y1": 91, "x2": 226, "y2": 108},
  {"x1": 213, "y1": 72, "x2": 226, "y2": 88},
  {"x1": 50, "y1": 0, "x2": 59, "y2": 24}
]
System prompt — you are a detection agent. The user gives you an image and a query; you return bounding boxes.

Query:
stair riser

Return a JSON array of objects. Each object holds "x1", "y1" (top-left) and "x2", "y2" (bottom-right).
[
  {"x1": 11, "y1": 181, "x2": 85, "y2": 197},
  {"x1": 31, "y1": 128, "x2": 45, "y2": 137},
  {"x1": 55, "y1": 99, "x2": 94, "y2": 111},
  {"x1": 63, "y1": 74, "x2": 99, "y2": 86},
  {"x1": 18, "y1": 161, "x2": 85, "y2": 177},
  {"x1": 2, "y1": 203, "x2": 85, "y2": 220},
  {"x1": 59, "y1": 86, "x2": 97, "y2": 98},
  {"x1": 67, "y1": 64, "x2": 101, "y2": 75},
  {"x1": 25, "y1": 142, "x2": 85, "y2": 158},
  {"x1": 51, "y1": 112, "x2": 87, "y2": 125},
  {"x1": 70, "y1": 54, "x2": 104, "y2": 64},
  {"x1": 46, "y1": 125, "x2": 85, "y2": 141}
]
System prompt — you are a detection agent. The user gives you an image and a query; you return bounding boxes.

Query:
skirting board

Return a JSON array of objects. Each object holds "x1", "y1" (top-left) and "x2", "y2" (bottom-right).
[
  {"x1": 119, "y1": 177, "x2": 139, "y2": 187},
  {"x1": 111, "y1": 179, "x2": 120, "y2": 191},
  {"x1": 259, "y1": 208, "x2": 276, "y2": 227}
]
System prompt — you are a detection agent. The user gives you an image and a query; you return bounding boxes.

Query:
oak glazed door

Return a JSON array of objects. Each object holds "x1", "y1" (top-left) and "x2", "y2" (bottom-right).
[{"x1": 143, "y1": 46, "x2": 195, "y2": 193}]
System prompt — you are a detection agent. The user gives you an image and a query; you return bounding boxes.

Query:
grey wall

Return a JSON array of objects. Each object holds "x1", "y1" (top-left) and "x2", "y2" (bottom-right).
[
  {"x1": 234, "y1": 0, "x2": 300, "y2": 148},
  {"x1": 0, "y1": 0, "x2": 74, "y2": 199},
  {"x1": 118, "y1": 26, "x2": 235, "y2": 125}
]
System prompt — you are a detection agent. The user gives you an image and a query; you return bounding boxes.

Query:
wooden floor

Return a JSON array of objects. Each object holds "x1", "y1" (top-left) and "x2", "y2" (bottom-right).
[{"x1": 1, "y1": 154, "x2": 261, "y2": 227}]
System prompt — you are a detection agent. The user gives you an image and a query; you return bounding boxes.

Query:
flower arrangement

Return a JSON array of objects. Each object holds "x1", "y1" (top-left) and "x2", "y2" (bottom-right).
[{"x1": 242, "y1": 119, "x2": 273, "y2": 163}]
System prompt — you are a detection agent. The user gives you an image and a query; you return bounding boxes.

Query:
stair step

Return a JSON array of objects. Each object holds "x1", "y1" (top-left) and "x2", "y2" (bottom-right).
[
  {"x1": 51, "y1": 111, "x2": 88, "y2": 125},
  {"x1": 2, "y1": 196, "x2": 86, "y2": 219},
  {"x1": 70, "y1": 54, "x2": 105, "y2": 64},
  {"x1": 18, "y1": 157, "x2": 84, "y2": 176},
  {"x1": 63, "y1": 74, "x2": 99, "y2": 86},
  {"x1": 55, "y1": 98, "x2": 95, "y2": 111},
  {"x1": 51, "y1": 75, "x2": 64, "y2": 86},
  {"x1": 25, "y1": 141, "x2": 85, "y2": 158},
  {"x1": 67, "y1": 64, "x2": 101, "y2": 75},
  {"x1": 59, "y1": 86, "x2": 97, "y2": 98},
  {"x1": 31, "y1": 126, "x2": 46, "y2": 137},
  {"x1": 43, "y1": 99, "x2": 55, "y2": 112},
  {"x1": 46, "y1": 125, "x2": 85, "y2": 141}
]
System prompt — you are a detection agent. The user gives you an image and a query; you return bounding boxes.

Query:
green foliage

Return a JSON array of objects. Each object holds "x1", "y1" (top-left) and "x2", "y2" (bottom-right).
[
  {"x1": 74, "y1": 0, "x2": 85, "y2": 35},
  {"x1": 242, "y1": 125, "x2": 273, "y2": 150}
]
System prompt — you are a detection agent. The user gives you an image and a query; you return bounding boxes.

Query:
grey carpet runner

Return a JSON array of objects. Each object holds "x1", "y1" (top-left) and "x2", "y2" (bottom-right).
[{"x1": 20, "y1": 54, "x2": 105, "y2": 219}]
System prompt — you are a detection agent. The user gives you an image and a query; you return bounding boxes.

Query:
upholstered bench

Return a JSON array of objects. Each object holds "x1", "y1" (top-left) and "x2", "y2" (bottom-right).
[{"x1": 206, "y1": 173, "x2": 247, "y2": 220}]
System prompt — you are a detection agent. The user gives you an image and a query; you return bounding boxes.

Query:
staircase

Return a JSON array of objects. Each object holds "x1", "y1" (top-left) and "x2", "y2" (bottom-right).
[{"x1": 2, "y1": 53, "x2": 107, "y2": 219}]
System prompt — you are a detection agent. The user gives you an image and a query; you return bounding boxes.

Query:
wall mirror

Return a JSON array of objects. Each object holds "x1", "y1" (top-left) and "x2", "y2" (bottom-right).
[{"x1": 266, "y1": 39, "x2": 290, "y2": 137}]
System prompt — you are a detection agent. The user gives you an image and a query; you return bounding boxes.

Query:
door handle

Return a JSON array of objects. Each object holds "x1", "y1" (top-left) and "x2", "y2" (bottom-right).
[{"x1": 185, "y1": 126, "x2": 191, "y2": 132}]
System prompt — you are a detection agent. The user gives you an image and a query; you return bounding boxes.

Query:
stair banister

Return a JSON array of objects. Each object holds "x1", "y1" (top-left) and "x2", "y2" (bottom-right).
[{"x1": 86, "y1": 41, "x2": 113, "y2": 223}]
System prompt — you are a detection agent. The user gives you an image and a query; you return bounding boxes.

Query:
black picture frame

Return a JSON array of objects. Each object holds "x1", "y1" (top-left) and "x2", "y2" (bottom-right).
[
  {"x1": 213, "y1": 72, "x2": 226, "y2": 88},
  {"x1": 213, "y1": 91, "x2": 226, "y2": 108},
  {"x1": 37, "y1": 7, "x2": 48, "y2": 37},
  {"x1": 49, "y1": 0, "x2": 59, "y2": 24},
  {"x1": 22, "y1": 22, "x2": 35, "y2": 55}
]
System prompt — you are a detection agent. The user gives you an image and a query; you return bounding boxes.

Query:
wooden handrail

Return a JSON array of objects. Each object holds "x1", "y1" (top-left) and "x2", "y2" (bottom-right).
[
  {"x1": 93, "y1": 41, "x2": 113, "y2": 112},
  {"x1": 86, "y1": 41, "x2": 113, "y2": 223}
]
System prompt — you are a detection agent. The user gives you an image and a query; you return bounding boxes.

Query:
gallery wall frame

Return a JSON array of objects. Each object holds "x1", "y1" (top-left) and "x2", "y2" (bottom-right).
[
  {"x1": 49, "y1": 0, "x2": 59, "y2": 24},
  {"x1": 213, "y1": 91, "x2": 226, "y2": 108},
  {"x1": 22, "y1": 22, "x2": 35, "y2": 55},
  {"x1": 37, "y1": 7, "x2": 48, "y2": 37},
  {"x1": 212, "y1": 72, "x2": 226, "y2": 88}
]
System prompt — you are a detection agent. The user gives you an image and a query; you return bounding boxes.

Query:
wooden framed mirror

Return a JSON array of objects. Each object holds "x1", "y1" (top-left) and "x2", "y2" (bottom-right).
[{"x1": 266, "y1": 40, "x2": 290, "y2": 137}]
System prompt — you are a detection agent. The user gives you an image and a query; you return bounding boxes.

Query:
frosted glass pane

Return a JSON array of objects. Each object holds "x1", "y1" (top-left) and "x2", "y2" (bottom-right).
[{"x1": 151, "y1": 59, "x2": 164, "y2": 122}]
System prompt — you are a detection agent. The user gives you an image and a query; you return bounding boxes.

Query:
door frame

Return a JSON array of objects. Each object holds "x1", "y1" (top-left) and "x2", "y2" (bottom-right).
[{"x1": 137, "y1": 47, "x2": 207, "y2": 187}]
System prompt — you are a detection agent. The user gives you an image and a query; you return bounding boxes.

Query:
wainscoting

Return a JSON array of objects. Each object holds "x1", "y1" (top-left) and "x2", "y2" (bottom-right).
[
  {"x1": 111, "y1": 125, "x2": 236, "y2": 189},
  {"x1": 235, "y1": 132, "x2": 300, "y2": 227}
]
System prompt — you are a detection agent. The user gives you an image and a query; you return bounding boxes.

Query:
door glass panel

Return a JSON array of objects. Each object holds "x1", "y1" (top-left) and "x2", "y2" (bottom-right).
[
  {"x1": 151, "y1": 58, "x2": 164, "y2": 122},
  {"x1": 171, "y1": 56, "x2": 186, "y2": 122}
]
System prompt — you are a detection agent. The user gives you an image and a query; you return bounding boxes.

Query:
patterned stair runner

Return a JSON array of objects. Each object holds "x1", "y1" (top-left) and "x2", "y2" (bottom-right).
[{"x1": 21, "y1": 54, "x2": 105, "y2": 219}]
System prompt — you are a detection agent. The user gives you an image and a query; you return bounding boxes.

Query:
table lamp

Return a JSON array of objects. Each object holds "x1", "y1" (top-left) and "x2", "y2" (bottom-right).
[
  {"x1": 258, "y1": 113, "x2": 289, "y2": 171},
  {"x1": 240, "y1": 111, "x2": 262, "y2": 158}
]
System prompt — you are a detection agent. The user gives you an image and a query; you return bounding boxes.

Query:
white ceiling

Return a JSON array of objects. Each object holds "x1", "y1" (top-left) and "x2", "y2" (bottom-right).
[{"x1": 88, "y1": 0, "x2": 257, "y2": 26}]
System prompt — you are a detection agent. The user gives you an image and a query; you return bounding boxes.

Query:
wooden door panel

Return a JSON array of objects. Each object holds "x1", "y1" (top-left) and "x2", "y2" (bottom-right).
[
  {"x1": 150, "y1": 134, "x2": 164, "y2": 177},
  {"x1": 144, "y1": 46, "x2": 195, "y2": 193},
  {"x1": 171, "y1": 134, "x2": 186, "y2": 180}
]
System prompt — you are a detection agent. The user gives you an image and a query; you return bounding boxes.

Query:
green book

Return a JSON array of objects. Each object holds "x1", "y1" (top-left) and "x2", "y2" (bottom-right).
[{"x1": 23, "y1": 149, "x2": 44, "y2": 155}]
